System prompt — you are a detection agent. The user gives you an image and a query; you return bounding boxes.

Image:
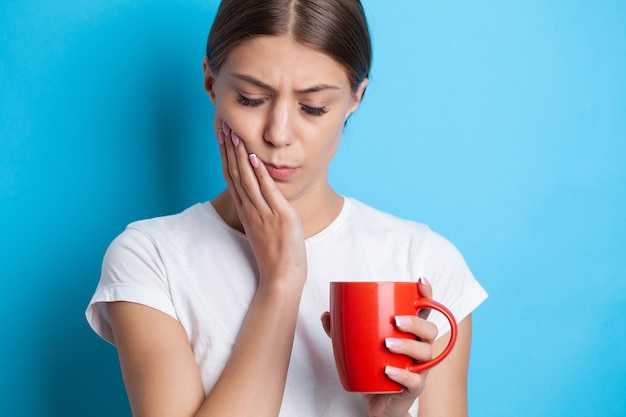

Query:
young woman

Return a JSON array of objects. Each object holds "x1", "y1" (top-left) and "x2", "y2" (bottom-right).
[{"x1": 86, "y1": 1, "x2": 487, "y2": 416}]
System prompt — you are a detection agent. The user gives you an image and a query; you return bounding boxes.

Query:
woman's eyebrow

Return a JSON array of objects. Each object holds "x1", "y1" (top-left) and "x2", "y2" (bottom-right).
[
  {"x1": 230, "y1": 73, "x2": 340, "y2": 94},
  {"x1": 297, "y1": 84, "x2": 340, "y2": 94},
  {"x1": 231, "y1": 73, "x2": 273, "y2": 90}
]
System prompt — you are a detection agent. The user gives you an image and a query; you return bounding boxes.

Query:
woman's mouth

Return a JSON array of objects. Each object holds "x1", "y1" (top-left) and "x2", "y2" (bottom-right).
[{"x1": 265, "y1": 163, "x2": 297, "y2": 180}]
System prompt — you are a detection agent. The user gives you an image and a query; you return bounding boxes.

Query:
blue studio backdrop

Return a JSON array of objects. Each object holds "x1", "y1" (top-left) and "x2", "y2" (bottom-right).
[{"x1": 1, "y1": 1, "x2": 624, "y2": 416}]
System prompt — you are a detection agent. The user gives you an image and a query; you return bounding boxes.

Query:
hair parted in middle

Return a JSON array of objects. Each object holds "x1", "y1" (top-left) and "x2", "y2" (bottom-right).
[{"x1": 206, "y1": 0, "x2": 372, "y2": 93}]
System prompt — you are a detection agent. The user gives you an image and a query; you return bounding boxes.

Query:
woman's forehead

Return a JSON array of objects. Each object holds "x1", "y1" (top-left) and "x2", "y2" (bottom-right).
[{"x1": 222, "y1": 35, "x2": 351, "y2": 88}]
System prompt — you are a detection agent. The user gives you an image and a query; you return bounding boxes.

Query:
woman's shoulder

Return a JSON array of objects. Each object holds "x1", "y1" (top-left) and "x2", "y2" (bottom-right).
[
  {"x1": 108, "y1": 201, "x2": 234, "y2": 251},
  {"x1": 124, "y1": 201, "x2": 222, "y2": 235},
  {"x1": 345, "y1": 197, "x2": 460, "y2": 254}
]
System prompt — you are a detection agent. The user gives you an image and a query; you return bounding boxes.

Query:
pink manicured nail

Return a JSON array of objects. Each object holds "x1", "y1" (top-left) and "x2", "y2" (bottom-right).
[
  {"x1": 385, "y1": 338, "x2": 403, "y2": 349},
  {"x1": 385, "y1": 366, "x2": 401, "y2": 377},
  {"x1": 217, "y1": 129, "x2": 225, "y2": 144},
  {"x1": 231, "y1": 131, "x2": 240, "y2": 146},
  {"x1": 395, "y1": 316, "x2": 411, "y2": 328},
  {"x1": 249, "y1": 154, "x2": 260, "y2": 168},
  {"x1": 419, "y1": 276, "x2": 431, "y2": 286},
  {"x1": 222, "y1": 121, "x2": 231, "y2": 136}
]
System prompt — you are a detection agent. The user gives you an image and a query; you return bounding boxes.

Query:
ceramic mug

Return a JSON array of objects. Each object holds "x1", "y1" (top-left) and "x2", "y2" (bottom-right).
[{"x1": 329, "y1": 281, "x2": 458, "y2": 393}]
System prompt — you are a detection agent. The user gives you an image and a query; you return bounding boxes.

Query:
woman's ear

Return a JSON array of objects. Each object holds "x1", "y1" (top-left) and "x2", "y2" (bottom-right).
[
  {"x1": 356, "y1": 77, "x2": 369, "y2": 104},
  {"x1": 346, "y1": 77, "x2": 369, "y2": 117},
  {"x1": 202, "y1": 56, "x2": 217, "y2": 105}
]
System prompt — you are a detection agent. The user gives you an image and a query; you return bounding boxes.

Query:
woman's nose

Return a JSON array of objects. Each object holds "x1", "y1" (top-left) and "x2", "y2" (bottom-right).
[{"x1": 263, "y1": 100, "x2": 294, "y2": 147}]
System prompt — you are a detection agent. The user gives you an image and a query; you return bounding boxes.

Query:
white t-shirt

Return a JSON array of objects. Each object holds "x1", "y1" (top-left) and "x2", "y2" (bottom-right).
[{"x1": 86, "y1": 197, "x2": 488, "y2": 416}]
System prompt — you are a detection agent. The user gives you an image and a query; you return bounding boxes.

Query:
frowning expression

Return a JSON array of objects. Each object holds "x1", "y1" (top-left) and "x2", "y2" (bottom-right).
[{"x1": 203, "y1": 34, "x2": 367, "y2": 201}]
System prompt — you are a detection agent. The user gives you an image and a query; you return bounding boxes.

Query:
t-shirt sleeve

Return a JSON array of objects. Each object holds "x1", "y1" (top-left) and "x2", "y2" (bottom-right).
[
  {"x1": 418, "y1": 230, "x2": 488, "y2": 339},
  {"x1": 85, "y1": 226, "x2": 177, "y2": 345}
]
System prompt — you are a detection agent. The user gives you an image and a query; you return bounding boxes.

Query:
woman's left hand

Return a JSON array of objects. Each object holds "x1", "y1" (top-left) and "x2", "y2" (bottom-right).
[{"x1": 321, "y1": 278, "x2": 439, "y2": 417}]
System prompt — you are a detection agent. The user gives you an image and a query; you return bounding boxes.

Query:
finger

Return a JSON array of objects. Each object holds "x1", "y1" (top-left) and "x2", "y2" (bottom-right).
[
  {"x1": 417, "y1": 276, "x2": 433, "y2": 320},
  {"x1": 222, "y1": 124, "x2": 269, "y2": 213},
  {"x1": 320, "y1": 312, "x2": 331, "y2": 338},
  {"x1": 384, "y1": 366, "x2": 427, "y2": 396},
  {"x1": 223, "y1": 128, "x2": 245, "y2": 201},
  {"x1": 230, "y1": 131, "x2": 271, "y2": 213},
  {"x1": 217, "y1": 128, "x2": 242, "y2": 207},
  {"x1": 385, "y1": 337, "x2": 433, "y2": 363},
  {"x1": 394, "y1": 315, "x2": 438, "y2": 343},
  {"x1": 247, "y1": 153, "x2": 292, "y2": 215}
]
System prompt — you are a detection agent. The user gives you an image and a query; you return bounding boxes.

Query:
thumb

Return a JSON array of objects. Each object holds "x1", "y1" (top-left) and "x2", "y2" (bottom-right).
[
  {"x1": 418, "y1": 277, "x2": 433, "y2": 320},
  {"x1": 320, "y1": 312, "x2": 331, "y2": 338}
]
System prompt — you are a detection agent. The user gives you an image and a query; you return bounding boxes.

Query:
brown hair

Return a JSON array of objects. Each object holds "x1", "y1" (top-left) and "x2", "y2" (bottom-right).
[{"x1": 206, "y1": 0, "x2": 372, "y2": 93}]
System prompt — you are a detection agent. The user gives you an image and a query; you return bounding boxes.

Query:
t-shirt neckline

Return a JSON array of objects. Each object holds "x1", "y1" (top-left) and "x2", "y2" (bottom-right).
[{"x1": 200, "y1": 197, "x2": 352, "y2": 246}]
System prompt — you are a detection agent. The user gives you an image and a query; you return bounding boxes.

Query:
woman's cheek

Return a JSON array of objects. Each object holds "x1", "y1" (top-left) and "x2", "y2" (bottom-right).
[
  {"x1": 211, "y1": 98, "x2": 227, "y2": 133},
  {"x1": 212, "y1": 103, "x2": 238, "y2": 134},
  {"x1": 211, "y1": 89, "x2": 239, "y2": 132},
  {"x1": 213, "y1": 113, "x2": 223, "y2": 134},
  {"x1": 226, "y1": 111, "x2": 266, "y2": 143}
]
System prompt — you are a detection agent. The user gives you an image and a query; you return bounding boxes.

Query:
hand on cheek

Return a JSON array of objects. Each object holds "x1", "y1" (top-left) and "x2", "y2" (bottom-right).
[{"x1": 217, "y1": 121, "x2": 307, "y2": 286}]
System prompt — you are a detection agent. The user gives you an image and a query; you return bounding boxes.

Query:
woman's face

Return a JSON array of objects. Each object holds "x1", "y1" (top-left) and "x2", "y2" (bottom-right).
[{"x1": 203, "y1": 34, "x2": 367, "y2": 202}]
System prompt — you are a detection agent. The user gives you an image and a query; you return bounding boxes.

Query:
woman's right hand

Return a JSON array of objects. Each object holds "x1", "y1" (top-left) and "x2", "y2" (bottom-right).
[
  {"x1": 218, "y1": 121, "x2": 307, "y2": 287},
  {"x1": 108, "y1": 123, "x2": 309, "y2": 417}
]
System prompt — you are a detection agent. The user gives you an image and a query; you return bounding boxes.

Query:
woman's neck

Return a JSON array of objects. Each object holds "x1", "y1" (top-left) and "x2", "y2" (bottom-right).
[{"x1": 211, "y1": 186, "x2": 343, "y2": 239}]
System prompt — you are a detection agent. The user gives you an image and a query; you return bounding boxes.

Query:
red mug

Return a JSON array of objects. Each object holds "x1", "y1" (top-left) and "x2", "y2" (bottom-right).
[{"x1": 329, "y1": 281, "x2": 458, "y2": 393}]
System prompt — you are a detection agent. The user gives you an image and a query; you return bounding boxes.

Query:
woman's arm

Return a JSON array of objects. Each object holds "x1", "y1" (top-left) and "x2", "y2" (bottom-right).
[
  {"x1": 108, "y1": 302, "x2": 205, "y2": 416},
  {"x1": 108, "y1": 278, "x2": 304, "y2": 417},
  {"x1": 416, "y1": 315, "x2": 473, "y2": 417},
  {"x1": 108, "y1": 123, "x2": 308, "y2": 417}
]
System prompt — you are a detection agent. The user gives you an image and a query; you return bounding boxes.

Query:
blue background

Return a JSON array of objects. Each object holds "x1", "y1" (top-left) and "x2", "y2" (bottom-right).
[{"x1": 1, "y1": 1, "x2": 624, "y2": 416}]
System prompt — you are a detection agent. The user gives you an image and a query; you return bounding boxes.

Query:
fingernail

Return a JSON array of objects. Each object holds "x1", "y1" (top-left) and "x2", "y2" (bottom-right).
[
  {"x1": 385, "y1": 366, "x2": 401, "y2": 377},
  {"x1": 419, "y1": 276, "x2": 431, "y2": 286},
  {"x1": 217, "y1": 129, "x2": 225, "y2": 144},
  {"x1": 395, "y1": 316, "x2": 411, "y2": 328},
  {"x1": 385, "y1": 338, "x2": 403, "y2": 349},
  {"x1": 231, "y1": 131, "x2": 240, "y2": 146},
  {"x1": 222, "y1": 121, "x2": 231, "y2": 136},
  {"x1": 249, "y1": 153, "x2": 260, "y2": 168}
]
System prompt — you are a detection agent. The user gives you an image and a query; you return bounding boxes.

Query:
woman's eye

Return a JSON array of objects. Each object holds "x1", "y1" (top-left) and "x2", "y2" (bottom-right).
[
  {"x1": 301, "y1": 104, "x2": 329, "y2": 117},
  {"x1": 237, "y1": 94, "x2": 265, "y2": 108},
  {"x1": 237, "y1": 94, "x2": 327, "y2": 116}
]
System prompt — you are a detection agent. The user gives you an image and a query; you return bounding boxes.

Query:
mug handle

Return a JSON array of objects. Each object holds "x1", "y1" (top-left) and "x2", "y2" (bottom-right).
[{"x1": 406, "y1": 298, "x2": 458, "y2": 373}]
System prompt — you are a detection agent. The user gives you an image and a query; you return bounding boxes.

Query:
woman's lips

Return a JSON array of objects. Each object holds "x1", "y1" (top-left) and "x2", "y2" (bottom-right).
[{"x1": 264, "y1": 163, "x2": 296, "y2": 180}]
